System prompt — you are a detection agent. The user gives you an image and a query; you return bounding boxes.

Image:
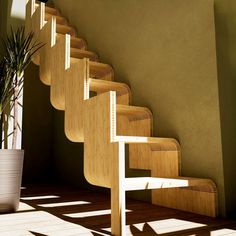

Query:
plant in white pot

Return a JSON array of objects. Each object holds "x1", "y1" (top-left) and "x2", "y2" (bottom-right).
[{"x1": 0, "y1": 27, "x2": 43, "y2": 213}]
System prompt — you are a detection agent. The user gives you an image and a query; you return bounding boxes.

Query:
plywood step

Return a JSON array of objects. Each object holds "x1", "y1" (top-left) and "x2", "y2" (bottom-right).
[
  {"x1": 56, "y1": 24, "x2": 77, "y2": 36},
  {"x1": 45, "y1": 6, "x2": 60, "y2": 16},
  {"x1": 71, "y1": 59, "x2": 114, "y2": 81},
  {"x1": 57, "y1": 34, "x2": 87, "y2": 50},
  {"x1": 115, "y1": 136, "x2": 180, "y2": 150},
  {"x1": 89, "y1": 79, "x2": 130, "y2": 96},
  {"x1": 89, "y1": 61, "x2": 114, "y2": 81},
  {"x1": 45, "y1": 13, "x2": 68, "y2": 25},
  {"x1": 70, "y1": 48, "x2": 98, "y2": 61},
  {"x1": 125, "y1": 177, "x2": 215, "y2": 191},
  {"x1": 36, "y1": 4, "x2": 60, "y2": 15},
  {"x1": 116, "y1": 104, "x2": 152, "y2": 120}
]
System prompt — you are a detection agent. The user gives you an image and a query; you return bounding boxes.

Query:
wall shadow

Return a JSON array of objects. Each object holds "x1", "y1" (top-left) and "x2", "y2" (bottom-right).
[{"x1": 214, "y1": 0, "x2": 236, "y2": 217}]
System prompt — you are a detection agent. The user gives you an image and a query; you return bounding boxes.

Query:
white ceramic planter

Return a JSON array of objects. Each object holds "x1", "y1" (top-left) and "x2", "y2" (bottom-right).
[{"x1": 0, "y1": 149, "x2": 24, "y2": 213}]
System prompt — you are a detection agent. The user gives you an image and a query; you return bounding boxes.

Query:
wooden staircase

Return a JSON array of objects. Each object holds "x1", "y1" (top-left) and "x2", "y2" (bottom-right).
[{"x1": 26, "y1": 1, "x2": 217, "y2": 235}]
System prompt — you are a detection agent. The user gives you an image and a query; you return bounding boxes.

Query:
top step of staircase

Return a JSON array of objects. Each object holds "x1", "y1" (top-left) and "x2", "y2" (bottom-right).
[
  {"x1": 45, "y1": 6, "x2": 59, "y2": 15},
  {"x1": 35, "y1": 3, "x2": 60, "y2": 15}
]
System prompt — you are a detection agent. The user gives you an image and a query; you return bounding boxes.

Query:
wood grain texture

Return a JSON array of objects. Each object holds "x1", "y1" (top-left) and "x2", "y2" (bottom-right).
[
  {"x1": 111, "y1": 142, "x2": 126, "y2": 236},
  {"x1": 89, "y1": 79, "x2": 130, "y2": 97},
  {"x1": 39, "y1": 17, "x2": 56, "y2": 85},
  {"x1": 83, "y1": 92, "x2": 117, "y2": 188},
  {"x1": 83, "y1": 91, "x2": 218, "y2": 234},
  {"x1": 45, "y1": 13, "x2": 68, "y2": 25},
  {"x1": 45, "y1": 6, "x2": 60, "y2": 16},
  {"x1": 56, "y1": 24, "x2": 77, "y2": 36},
  {"x1": 117, "y1": 93, "x2": 130, "y2": 105},
  {"x1": 65, "y1": 59, "x2": 88, "y2": 142},
  {"x1": 36, "y1": 4, "x2": 61, "y2": 16},
  {"x1": 57, "y1": 34, "x2": 87, "y2": 49},
  {"x1": 90, "y1": 78, "x2": 130, "y2": 105},
  {"x1": 70, "y1": 48, "x2": 98, "y2": 61},
  {"x1": 31, "y1": 2, "x2": 44, "y2": 65},
  {"x1": 125, "y1": 177, "x2": 216, "y2": 191},
  {"x1": 89, "y1": 61, "x2": 114, "y2": 81},
  {"x1": 152, "y1": 187, "x2": 217, "y2": 217},
  {"x1": 50, "y1": 34, "x2": 70, "y2": 110}
]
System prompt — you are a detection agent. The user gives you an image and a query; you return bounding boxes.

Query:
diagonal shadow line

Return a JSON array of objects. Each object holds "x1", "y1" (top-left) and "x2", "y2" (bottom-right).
[{"x1": 29, "y1": 231, "x2": 48, "y2": 236}]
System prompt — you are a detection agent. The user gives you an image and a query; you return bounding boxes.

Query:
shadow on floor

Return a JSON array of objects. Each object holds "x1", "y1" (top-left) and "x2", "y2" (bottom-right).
[{"x1": 17, "y1": 185, "x2": 236, "y2": 236}]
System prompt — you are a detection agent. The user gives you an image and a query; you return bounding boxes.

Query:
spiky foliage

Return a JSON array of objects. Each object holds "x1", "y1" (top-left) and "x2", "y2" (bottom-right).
[
  {"x1": 0, "y1": 58, "x2": 14, "y2": 115},
  {"x1": 0, "y1": 26, "x2": 43, "y2": 149},
  {"x1": 3, "y1": 27, "x2": 43, "y2": 83}
]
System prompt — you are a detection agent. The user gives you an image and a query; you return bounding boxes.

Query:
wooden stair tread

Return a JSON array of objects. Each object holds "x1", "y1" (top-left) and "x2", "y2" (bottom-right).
[
  {"x1": 45, "y1": 13, "x2": 68, "y2": 25},
  {"x1": 57, "y1": 34, "x2": 86, "y2": 49},
  {"x1": 35, "y1": 4, "x2": 60, "y2": 15},
  {"x1": 125, "y1": 177, "x2": 215, "y2": 191},
  {"x1": 89, "y1": 61, "x2": 114, "y2": 80},
  {"x1": 56, "y1": 24, "x2": 77, "y2": 36},
  {"x1": 70, "y1": 48, "x2": 98, "y2": 61},
  {"x1": 71, "y1": 58, "x2": 113, "y2": 80},
  {"x1": 115, "y1": 136, "x2": 180, "y2": 150},
  {"x1": 89, "y1": 78, "x2": 130, "y2": 96},
  {"x1": 45, "y1": 6, "x2": 60, "y2": 16},
  {"x1": 116, "y1": 104, "x2": 151, "y2": 120}
]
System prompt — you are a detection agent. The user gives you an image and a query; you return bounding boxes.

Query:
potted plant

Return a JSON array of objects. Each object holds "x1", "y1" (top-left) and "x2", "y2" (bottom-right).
[{"x1": 0, "y1": 27, "x2": 43, "y2": 213}]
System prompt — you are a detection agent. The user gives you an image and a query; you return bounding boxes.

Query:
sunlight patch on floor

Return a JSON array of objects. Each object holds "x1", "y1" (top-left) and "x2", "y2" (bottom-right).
[
  {"x1": 64, "y1": 209, "x2": 131, "y2": 218},
  {"x1": 17, "y1": 202, "x2": 35, "y2": 212},
  {"x1": 210, "y1": 228, "x2": 236, "y2": 235},
  {"x1": 21, "y1": 195, "x2": 60, "y2": 200},
  {"x1": 103, "y1": 218, "x2": 206, "y2": 234},
  {"x1": 38, "y1": 200, "x2": 91, "y2": 208},
  {"x1": 1, "y1": 230, "x2": 34, "y2": 236},
  {"x1": 0, "y1": 211, "x2": 94, "y2": 236}
]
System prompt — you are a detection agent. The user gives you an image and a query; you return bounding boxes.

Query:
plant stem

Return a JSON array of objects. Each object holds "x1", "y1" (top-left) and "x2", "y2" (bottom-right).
[
  {"x1": 0, "y1": 112, "x2": 2, "y2": 149},
  {"x1": 12, "y1": 74, "x2": 19, "y2": 150}
]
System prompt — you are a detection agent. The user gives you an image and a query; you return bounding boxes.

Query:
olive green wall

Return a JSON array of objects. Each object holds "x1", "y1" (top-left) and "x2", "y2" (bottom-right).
[
  {"x1": 214, "y1": 0, "x2": 236, "y2": 217},
  {"x1": 53, "y1": 0, "x2": 227, "y2": 215}
]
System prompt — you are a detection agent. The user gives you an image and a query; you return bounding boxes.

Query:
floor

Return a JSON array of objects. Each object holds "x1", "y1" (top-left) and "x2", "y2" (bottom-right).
[{"x1": 1, "y1": 185, "x2": 236, "y2": 236}]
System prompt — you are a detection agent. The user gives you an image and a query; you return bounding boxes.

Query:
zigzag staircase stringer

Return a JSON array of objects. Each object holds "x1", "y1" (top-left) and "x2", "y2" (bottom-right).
[{"x1": 26, "y1": 1, "x2": 217, "y2": 235}]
